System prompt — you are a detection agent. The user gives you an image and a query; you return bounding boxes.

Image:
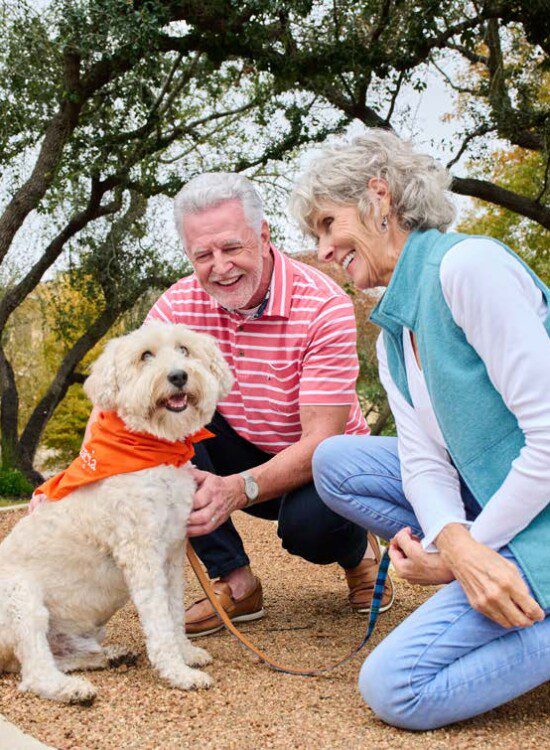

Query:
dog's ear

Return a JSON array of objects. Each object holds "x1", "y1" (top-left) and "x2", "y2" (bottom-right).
[
  {"x1": 201, "y1": 334, "x2": 234, "y2": 399},
  {"x1": 83, "y1": 338, "x2": 120, "y2": 409}
]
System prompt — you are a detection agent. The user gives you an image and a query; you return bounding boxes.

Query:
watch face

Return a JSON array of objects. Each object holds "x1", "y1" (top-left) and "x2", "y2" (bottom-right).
[{"x1": 245, "y1": 477, "x2": 259, "y2": 500}]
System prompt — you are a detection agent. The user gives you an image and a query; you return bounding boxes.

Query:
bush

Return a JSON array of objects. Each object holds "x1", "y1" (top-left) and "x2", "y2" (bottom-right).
[{"x1": 0, "y1": 468, "x2": 34, "y2": 498}]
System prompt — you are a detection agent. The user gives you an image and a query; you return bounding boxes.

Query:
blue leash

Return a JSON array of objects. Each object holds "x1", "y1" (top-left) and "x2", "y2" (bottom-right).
[{"x1": 267, "y1": 547, "x2": 391, "y2": 676}]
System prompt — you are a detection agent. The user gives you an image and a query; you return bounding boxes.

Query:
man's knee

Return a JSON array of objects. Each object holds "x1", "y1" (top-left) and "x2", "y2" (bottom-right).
[{"x1": 277, "y1": 485, "x2": 351, "y2": 564}]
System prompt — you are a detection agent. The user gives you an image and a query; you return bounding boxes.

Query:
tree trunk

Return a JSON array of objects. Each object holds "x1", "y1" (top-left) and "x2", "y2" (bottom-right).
[
  {"x1": 370, "y1": 400, "x2": 392, "y2": 436},
  {"x1": 17, "y1": 307, "x2": 121, "y2": 479},
  {"x1": 0, "y1": 101, "x2": 81, "y2": 265},
  {"x1": 0, "y1": 345, "x2": 20, "y2": 468}
]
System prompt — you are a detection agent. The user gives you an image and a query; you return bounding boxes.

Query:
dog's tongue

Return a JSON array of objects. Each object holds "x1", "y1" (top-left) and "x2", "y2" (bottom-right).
[{"x1": 167, "y1": 393, "x2": 188, "y2": 409}]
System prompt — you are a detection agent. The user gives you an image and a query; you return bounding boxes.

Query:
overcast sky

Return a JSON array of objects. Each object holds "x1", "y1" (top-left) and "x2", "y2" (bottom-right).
[{"x1": 3, "y1": 2, "x2": 479, "y2": 275}]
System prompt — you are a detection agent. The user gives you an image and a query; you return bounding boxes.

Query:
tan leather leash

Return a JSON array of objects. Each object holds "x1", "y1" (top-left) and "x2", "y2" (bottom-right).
[{"x1": 186, "y1": 543, "x2": 391, "y2": 677}]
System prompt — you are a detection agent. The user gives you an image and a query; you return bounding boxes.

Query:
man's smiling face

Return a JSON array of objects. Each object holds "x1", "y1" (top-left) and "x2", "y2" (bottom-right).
[{"x1": 182, "y1": 199, "x2": 271, "y2": 310}]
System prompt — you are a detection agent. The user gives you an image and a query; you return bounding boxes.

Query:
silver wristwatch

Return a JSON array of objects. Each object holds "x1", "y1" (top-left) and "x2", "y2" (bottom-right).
[{"x1": 240, "y1": 471, "x2": 259, "y2": 507}]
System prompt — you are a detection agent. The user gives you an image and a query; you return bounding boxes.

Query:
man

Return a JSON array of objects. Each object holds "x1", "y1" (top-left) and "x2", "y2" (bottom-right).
[{"x1": 145, "y1": 172, "x2": 394, "y2": 637}]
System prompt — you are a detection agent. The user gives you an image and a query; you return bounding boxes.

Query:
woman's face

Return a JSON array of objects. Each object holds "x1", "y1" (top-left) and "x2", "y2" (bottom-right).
[{"x1": 312, "y1": 202, "x2": 393, "y2": 289}]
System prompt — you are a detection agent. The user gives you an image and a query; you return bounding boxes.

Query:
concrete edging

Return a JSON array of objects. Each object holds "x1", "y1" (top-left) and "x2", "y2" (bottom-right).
[
  {"x1": 0, "y1": 716, "x2": 57, "y2": 750},
  {"x1": 0, "y1": 502, "x2": 58, "y2": 750}
]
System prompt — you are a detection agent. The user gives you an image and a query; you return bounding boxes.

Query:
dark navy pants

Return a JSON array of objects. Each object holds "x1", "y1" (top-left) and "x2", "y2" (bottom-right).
[{"x1": 189, "y1": 412, "x2": 368, "y2": 578}]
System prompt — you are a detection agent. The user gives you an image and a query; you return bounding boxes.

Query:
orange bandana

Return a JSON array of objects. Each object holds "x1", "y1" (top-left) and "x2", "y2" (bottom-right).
[{"x1": 36, "y1": 411, "x2": 214, "y2": 501}]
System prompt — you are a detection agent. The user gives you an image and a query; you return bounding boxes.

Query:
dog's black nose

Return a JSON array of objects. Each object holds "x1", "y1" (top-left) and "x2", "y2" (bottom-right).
[{"x1": 167, "y1": 370, "x2": 188, "y2": 388}]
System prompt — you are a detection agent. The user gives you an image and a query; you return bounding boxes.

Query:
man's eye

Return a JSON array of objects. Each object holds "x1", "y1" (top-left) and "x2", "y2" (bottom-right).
[
  {"x1": 194, "y1": 252, "x2": 211, "y2": 262},
  {"x1": 141, "y1": 350, "x2": 154, "y2": 361},
  {"x1": 177, "y1": 345, "x2": 189, "y2": 356},
  {"x1": 224, "y1": 246, "x2": 241, "y2": 253},
  {"x1": 322, "y1": 217, "x2": 333, "y2": 230}
]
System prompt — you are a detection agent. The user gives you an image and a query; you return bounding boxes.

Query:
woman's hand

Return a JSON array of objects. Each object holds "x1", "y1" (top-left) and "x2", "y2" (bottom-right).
[
  {"x1": 436, "y1": 523, "x2": 545, "y2": 629},
  {"x1": 389, "y1": 527, "x2": 455, "y2": 585}
]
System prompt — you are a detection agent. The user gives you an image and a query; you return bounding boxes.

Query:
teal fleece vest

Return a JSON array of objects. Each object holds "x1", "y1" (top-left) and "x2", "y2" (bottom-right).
[{"x1": 370, "y1": 228, "x2": 550, "y2": 607}]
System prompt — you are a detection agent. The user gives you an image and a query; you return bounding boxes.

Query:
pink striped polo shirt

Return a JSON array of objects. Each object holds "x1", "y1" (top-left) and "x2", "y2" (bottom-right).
[{"x1": 146, "y1": 246, "x2": 368, "y2": 453}]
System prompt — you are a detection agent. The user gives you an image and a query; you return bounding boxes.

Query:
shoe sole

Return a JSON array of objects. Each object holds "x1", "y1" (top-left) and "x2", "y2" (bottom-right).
[{"x1": 187, "y1": 608, "x2": 266, "y2": 639}]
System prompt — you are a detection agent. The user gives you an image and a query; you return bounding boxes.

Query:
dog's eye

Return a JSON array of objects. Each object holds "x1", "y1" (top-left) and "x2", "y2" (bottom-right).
[
  {"x1": 141, "y1": 350, "x2": 154, "y2": 361},
  {"x1": 177, "y1": 345, "x2": 189, "y2": 356}
]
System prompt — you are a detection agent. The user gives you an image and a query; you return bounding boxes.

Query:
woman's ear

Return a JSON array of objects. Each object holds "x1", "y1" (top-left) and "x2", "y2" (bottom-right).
[
  {"x1": 83, "y1": 338, "x2": 120, "y2": 410},
  {"x1": 367, "y1": 177, "x2": 391, "y2": 217}
]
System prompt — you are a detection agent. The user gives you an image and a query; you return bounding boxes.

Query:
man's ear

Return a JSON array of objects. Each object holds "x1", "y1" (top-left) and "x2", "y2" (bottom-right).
[
  {"x1": 260, "y1": 219, "x2": 271, "y2": 255},
  {"x1": 83, "y1": 338, "x2": 120, "y2": 410}
]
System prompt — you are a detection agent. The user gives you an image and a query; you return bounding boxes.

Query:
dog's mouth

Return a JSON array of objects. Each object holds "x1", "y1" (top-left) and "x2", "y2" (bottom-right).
[{"x1": 160, "y1": 393, "x2": 188, "y2": 413}]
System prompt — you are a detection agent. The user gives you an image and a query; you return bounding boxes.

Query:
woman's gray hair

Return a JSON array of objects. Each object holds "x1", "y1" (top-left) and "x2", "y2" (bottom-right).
[
  {"x1": 290, "y1": 129, "x2": 456, "y2": 234},
  {"x1": 174, "y1": 172, "x2": 265, "y2": 252}
]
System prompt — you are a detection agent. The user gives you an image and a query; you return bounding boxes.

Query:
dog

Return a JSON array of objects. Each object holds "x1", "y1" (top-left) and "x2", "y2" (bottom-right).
[{"x1": 0, "y1": 322, "x2": 233, "y2": 704}]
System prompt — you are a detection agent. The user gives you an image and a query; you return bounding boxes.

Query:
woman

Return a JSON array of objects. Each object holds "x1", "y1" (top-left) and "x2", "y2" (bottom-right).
[{"x1": 290, "y1": 129, "x2": 550, "y2": 730}]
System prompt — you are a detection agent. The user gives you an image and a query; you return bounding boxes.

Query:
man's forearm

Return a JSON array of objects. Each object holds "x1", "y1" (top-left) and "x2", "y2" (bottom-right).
[{"x1": 239, "y1": 435, "x2": 321, "y2": 506}]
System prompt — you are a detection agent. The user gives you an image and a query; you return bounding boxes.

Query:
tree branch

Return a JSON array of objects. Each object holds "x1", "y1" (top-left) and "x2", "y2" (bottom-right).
[
  {"x1": 446, "y1": 124, "x2": 495, "y2": 169},
  {"x1": 0, "y1": 180, "x2": 122, "y2": 331},
  {"x1": 451, "y1": 175, "x2": 550, "y2": 229}
]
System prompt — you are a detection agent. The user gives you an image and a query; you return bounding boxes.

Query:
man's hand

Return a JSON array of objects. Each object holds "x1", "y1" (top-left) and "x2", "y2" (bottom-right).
[
  {"x1": 389, "y1": 527, "x2": 455, "y2": 585},
  {"x1": 436, "y1": 523, "x2": 545, "y2": 629},
  {"x1": 186, "y1": 468, "x2": 246, "y2": 537}
]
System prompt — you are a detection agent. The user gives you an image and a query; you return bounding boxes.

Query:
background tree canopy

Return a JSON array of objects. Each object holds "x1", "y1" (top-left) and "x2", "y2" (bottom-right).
[{"x1": 0, "y1": 0, "x2": 547, "y2": 486}]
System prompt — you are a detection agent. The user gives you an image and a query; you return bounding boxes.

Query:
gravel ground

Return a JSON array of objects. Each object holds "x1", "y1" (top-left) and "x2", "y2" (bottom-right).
[{"x1": 1, "y1": 508, "x2": 548, "y2": 750}]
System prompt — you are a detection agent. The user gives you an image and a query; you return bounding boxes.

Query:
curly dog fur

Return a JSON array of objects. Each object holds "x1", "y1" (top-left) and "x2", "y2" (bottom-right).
[{"x1": 0, "y1": 322, "x2": 233, "y2": 704}]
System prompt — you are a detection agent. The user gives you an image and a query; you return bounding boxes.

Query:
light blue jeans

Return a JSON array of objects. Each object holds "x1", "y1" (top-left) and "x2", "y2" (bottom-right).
[{"x1": 313, "y1": 435, "x2": 550, "y2": 731}]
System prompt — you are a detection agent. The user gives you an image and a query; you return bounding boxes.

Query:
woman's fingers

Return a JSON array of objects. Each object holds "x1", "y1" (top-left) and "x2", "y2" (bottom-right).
[{"x1": 512, "y1": 584, "x2": 545, "y2": 623}]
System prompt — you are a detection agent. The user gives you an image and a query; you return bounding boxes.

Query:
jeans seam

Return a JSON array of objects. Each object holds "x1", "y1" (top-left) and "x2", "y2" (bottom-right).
[
  {"x1": 415, "y1": 643, "x2": 550, "y2": 700},
  {"x1": 409, "y1": 610, "x2": 550, "y2": 700},
  {"x1": 338, "y1": 488, "x2": 422, "y2": 538},
  {"x1": 337, "y1": 471, "x2": 401, "y2": 494}
]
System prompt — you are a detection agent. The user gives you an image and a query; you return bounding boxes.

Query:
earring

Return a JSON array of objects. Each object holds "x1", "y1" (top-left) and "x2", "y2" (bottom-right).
[{"x1": 381, "y1": 215, "x2": 388, "y2": 231}]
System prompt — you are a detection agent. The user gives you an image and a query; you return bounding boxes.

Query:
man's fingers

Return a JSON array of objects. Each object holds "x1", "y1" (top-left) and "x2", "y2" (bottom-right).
[
  {"x1": 188, "y1": 467, "x2": 211, "y2": 484},
  {"x1": 192, "y1": 488, "x2": 211, "y2": 510},
  {"x1": 187, "y1": 507, "x2": 215, "y2": 527}
]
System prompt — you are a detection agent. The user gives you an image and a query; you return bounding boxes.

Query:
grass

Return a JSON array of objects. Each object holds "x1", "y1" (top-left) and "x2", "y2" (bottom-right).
[{"x1": 0, "y1": 496, "x2": 29, "y2": 507}]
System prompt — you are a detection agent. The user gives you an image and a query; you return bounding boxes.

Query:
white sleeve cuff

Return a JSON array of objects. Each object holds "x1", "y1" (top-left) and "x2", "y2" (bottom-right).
[{"x1": 421, "y1": 519, "x2": 473, "y2": 552}]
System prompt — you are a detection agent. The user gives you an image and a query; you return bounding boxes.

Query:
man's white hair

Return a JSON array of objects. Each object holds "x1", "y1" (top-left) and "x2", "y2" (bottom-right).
[
  {"x1": 290, "y1": 129, "x2": 456, "y2": 234},
  {"x1": 174, "y1": 173, "x2": 265, "y2": 252}
]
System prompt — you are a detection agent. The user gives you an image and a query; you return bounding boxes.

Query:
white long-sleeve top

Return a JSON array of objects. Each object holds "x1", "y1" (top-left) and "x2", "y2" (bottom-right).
[{"x1": 377, "y1": 237, "x2": 550, "y2": 551}]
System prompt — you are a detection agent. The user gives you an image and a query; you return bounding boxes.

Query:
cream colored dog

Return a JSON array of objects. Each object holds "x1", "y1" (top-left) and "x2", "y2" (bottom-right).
[{"x1": 0, "y1": 322, "x2": 233, "y2": 704}]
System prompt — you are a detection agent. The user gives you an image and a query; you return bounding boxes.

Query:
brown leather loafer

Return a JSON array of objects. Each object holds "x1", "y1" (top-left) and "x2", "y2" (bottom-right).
[
  {"x1": 186, "y1": 577, "x2": 265, "y2": 638},
  {"x1": 345, "y1": 533, "x2": 395, "y2": 614}
]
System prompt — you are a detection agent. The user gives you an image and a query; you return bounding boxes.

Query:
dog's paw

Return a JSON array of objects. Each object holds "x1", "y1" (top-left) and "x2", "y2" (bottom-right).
[
  {"x1": 182, "y1": 644, "x2": 212, "y2": 668},
  {"x1": 21, "y1": 674, "x2": 97, "y2": 705},
  {"x1": 105, "y1": 645, "x2": 139, "y2": 669},
  {"x1": 57, "y1": 675, "x2": 97, "y2": 705},
  {"x1": 164, "y1": 666, "x2": 214, "y2": 691}
]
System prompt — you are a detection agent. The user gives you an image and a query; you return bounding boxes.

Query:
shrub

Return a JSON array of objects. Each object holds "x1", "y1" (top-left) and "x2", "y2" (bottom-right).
[{"x1": 0, "y1": 468, "x2": 34, "y2": 498}]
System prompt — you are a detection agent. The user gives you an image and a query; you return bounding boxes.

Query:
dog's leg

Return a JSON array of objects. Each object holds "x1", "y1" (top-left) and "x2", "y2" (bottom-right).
[
  {"x1": 166, "y1": 544, "x2": 211, "y2": 668},
  {"x1": 51, "y1": 633, "x2": 139, "y2": 673},
  {"x1": 116, "y1": 545, "x2": 213, "y2": 690},
  {"x1": 5, "y1": 578, "x2": 96, "y2": 704}
]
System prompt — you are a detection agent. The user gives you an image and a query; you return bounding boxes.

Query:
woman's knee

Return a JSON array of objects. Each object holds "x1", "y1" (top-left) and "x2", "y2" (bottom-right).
[
  {"x1": 358, "y1": 649, "x2": 449, "y2": 732},
  {"x1": 312, "y1": 435, "x2": 349, "y2": 505},
  {"x1": 313, "y1": 435, "x2": 399, "y2": 509}
]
